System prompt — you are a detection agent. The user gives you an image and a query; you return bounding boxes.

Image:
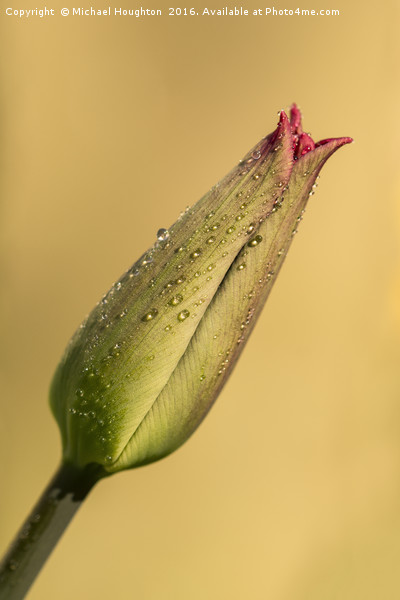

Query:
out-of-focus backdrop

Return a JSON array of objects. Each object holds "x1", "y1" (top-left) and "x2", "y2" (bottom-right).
[{"x1": 1, "y1": 1, "x2": 399, "y2": 598}]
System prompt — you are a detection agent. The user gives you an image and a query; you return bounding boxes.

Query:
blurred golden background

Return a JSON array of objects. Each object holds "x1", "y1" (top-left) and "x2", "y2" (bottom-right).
[{"x1": 1, "y1": 1, "x2": 399, "y2": 598}]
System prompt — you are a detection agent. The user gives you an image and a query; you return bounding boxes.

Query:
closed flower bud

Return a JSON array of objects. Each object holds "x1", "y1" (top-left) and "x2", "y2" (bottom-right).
[{"x1": 50, "y1": 105, "x2": 352, "y2": 473}]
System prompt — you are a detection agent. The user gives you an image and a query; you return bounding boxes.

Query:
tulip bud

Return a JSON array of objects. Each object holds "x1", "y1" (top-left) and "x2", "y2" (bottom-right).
[{"x1": 50, "y1": 105, "x2": 351, "y2": 473}]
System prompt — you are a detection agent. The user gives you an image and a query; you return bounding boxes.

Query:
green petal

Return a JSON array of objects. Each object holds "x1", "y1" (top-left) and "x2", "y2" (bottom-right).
[
  {"x1": 110, "y1": 137, "x2": 351, "y2": 471},
  {"x1": 50, "y1": 113, "x2": 294, "y2": 467}
]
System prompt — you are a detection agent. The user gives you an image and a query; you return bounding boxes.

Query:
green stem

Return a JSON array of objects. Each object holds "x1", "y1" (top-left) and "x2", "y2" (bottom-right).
[{"x1": 0, "y1": 462, "x2": 104, "y2": 600}]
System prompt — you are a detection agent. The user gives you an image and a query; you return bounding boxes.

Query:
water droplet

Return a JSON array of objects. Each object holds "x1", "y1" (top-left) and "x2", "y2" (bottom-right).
[
  {"x1": 227, "y1": 226, "x2": 236, "y2": 234},
  {"x1": 206, "y1": 236, "x2": 215, "y2": 244},
  {"x1": 251, "y1": 150, "x2": 261, "y2": 160},
  {"x1": 141, "y1": 308, "x2": 159, "y2": 322},
  {"x1": 8, "y1": 560, "x2": 18, "y2": 571},
  {"x1": 142, "y1": 255, "x2": 153, "y2": 266},
  {"x1": 248, "y1": 235, "x2": 263, "y2": 247},
  {"x1": 76, "y1": 389, "x2": 84, "y2": 397},
  {"x1": 165, "y1": 325, "x2": 172, "y2": 331},
  {"x1": 190, "y1": 249, "x2": 202, "y2": 260},
  {"x1": 157, "y1": 228, "x2": 169, "y2": 242},
  {"x1": 20, "y1": 526, "x2": 31, "y2": 540},
  {"x1": 200, "y1": 374, "x2": 206, "y2": 381},
  {"x1": 169, "y1": 294, "x2": 183, "y2": 306},
  {"x1": 237, "y1": 263, "x2": 246, "y2": 271},
  {"x1": 175, "y1": 276, "x2": 185, "y2": 284},
  {"x1": 105, "y1": 456, "x2": 113, "y2": 462},
  {"x1": 177, "y1": 310, "x2": 190, "y2": 322}
]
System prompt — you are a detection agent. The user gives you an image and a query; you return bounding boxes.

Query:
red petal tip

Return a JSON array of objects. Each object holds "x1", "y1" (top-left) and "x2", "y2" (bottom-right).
[
  {"x1": 290, "y1": 103, "x2": 302, "y2": 134},
  {"x1": 278, "y1": 110, "x2": 289, "y2": 124},
  {"x1": 294, "y1": 132, "x2": 315, "y2": 159},
  {"x1": 315, "y1": 136, "x2": 353, "y2": 148}
]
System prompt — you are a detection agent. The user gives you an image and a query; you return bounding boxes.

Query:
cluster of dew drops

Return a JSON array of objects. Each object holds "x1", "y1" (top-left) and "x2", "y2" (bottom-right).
[
  {"x1": 117, "y1": 147, "x2": 293, "y2": 386},
  {"x1": 138, "y1": 184, "x2": 271, "y2": 331},
  {"x1": 68, "y1": 145, "x2": 304, "y2": 465}
]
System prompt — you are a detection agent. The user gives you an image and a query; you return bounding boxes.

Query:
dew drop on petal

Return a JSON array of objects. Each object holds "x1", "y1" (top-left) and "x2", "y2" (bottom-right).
[
  {"x1": 157, "y1": 228, "x2": 169, "y2": 242},
  {"x1": 141, "y1": 308, "x2": 159, "y2": 322},
  {"x1": 177, "y1": 309, "x2": 190, "y2": 322},
  {"x1": 190, "y1": 249, "x2": 202, "y2": 259},
  {"x1": 248, "y1": 235, "x2": 263, "y2": 247},
  {"x1": 169, "y1": 294, "x2": 183, "y2": 306}
]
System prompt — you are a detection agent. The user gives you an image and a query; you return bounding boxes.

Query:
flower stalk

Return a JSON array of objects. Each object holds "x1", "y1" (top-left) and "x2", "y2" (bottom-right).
[{"x1": 0, "y1": 463, "x2": 104, "y2": 600}]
